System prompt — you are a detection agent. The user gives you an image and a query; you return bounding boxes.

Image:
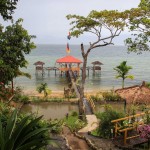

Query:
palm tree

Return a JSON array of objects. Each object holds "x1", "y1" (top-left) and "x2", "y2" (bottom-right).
[
  {"x1": 114, "y1": 61, "x2": 134, "y2": 88},
  {"x1": 36, "y1": 83, "x2": 51, "y2": 98}
]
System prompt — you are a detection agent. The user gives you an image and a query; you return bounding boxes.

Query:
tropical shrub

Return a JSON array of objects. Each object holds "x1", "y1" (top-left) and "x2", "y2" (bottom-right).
[
  {"x1": 48, "y1": 119, "x2": 63, "y2": 134},
  {"x1": 89, "y1": 94, "x2": 102, "y2": 102},
  {"x1": 0, "y1": 102, "x2": 12, "y2": 122},
  {"x1": 146, "y1": 82, "x2": 150, "y2": 88},
  {"x1": 0, "y1": 109, "x2": 51, "y2": 150},
  {"x1": 71, "y1": 111, "x2": 78, "y2": 117},
  {"x1": 31, "y1": 97, "x2": 65, "y2": 103},
  {"x1": 102, "y1": 91, "x2": 121, "y2": 101},
  {"x1": 64, "y1": 112, "x2": 85, "y2": 132},
  {"x1": 96, "y1": 107, "x2": 125, "y2": 138},
  {"x1": 36, "y1": 83, "x2": 51, "y2": 98},
  {"x1": 69, "y1": 92, "x2": 77, "y2": 98},
  {"x1": 12, "y1": 86, "x2": 30, "y2": 104},
  {"x1": 13, "y1": 94, "x2": 30, "y2": 104}
]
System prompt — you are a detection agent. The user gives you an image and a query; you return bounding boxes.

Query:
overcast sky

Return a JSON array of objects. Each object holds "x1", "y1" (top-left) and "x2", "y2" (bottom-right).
[{"x1": 0, "y1": 0, "x2": 140, "y2": 45}]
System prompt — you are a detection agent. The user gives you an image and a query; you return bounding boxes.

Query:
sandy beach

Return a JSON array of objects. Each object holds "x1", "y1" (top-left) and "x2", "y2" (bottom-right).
[{"x1": 22, "y1": 88, "x2": 109, "y2": 98}]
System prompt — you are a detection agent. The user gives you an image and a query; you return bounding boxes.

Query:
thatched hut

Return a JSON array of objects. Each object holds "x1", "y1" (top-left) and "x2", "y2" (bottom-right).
[
  {"x1": 91, "y1": 61, "x2": 103, "y2": 75},
  {"x1": 115, "y1": 81, "x2": 150, "y2": 104},
  {"x1": 33, "y1": 61, "x2": 45, "y2": 75}
]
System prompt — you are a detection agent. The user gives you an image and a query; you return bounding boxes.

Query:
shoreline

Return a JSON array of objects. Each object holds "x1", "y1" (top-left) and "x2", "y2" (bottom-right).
[{"x1": 22, "y1": 89, "x2": 111, "y2": 98}]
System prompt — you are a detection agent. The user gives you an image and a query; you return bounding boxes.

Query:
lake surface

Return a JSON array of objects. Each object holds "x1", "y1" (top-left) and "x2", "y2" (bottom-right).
[
  {"x1": 21, "y1": 102, "x2": 125, "y2": 120},
  {"x1": 15, "y1": 44, "x2": 150, "y2": 92}
]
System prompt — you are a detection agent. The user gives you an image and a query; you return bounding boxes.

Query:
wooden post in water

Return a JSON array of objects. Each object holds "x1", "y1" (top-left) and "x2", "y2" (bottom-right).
[
  {"x1": 55, "y1": 68, "x2": 57, "y2": 76},
  {"x1": 87, "y1": 67, "x2": 90, "y2": 76},
  {"x1": 93, "y1": 64, "x2": 95, "y2": 76}
]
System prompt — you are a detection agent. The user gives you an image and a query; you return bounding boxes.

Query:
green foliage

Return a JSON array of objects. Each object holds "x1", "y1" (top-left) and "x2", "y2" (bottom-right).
[
  {"x1": 0, "y1": 0, "x2": 18, "y2": 20},
  {"x1": 64, "y1": 112, "x2": 85, "y2": 132},
  {"x1": 69, "y1": 92, "x2": 77, "y2": 98},
  {"x1": 66, "y1": 9, "x2": 128, "y2": 60},
  {"x1": 145, "y1": 82, "x2": 150, "y2": 88},
  {"x1": 96, "y1": 108, "x2": 125, "y2": 138},
  {"x1": 102, "y1": 91, "x2": 121, "y2": 101},
  {"x1": 0, "y1": 109, "x2": 51, "y2": 150},
  {"x1": 12, "y1": 86, "x2": 30, "y2": 104},
  {"x1": 67, "y1": 10, "x2": 128, "y2": 39},
  {"x1": 125, "y1": 0, "x2": 150, "y2": 53},
  {"x1": 0, "y1": 85, "x2": 11, "y2": 101},
  {"x1": 89, "y1": 93, "x2": 102, "y2": 102},
  {"x1": 36, "y1": 83, "x2": 51, "y2": 98},
  {"x1": 48, "y1": 120, "x2": 63, "y2": 134},
  {"x1": 0, "y1": 102, "x2": 12, "y2": 117},
  {"x1": 0, "y1": 19, "x2": 36, "y2": 85},
  {"x1": 13, "y1": 94, "x2": 30, "y2": 104},
  {"x1": 144, "y1": 109, "x2": 150, "y2": 124},
  {"x1": 114, "y1": 61, "x2": 134, "y2": 88},
  {"x1": 91, "y1": 128, "x2": 99, "y2": 137},
  {"x1": 31, "y1": 97, "x2": 64, "y2": 103},
  {"x1": 71, "y1": 111, "x2": 78, "y2": 116}
]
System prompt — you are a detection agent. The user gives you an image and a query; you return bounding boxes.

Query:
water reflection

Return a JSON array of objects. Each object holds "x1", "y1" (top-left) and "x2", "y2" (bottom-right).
[
  {"x1": 21, "y1": 102, "x2": 124, "y2": 120},
  {"x1": 21, "y1": 102, "x2": 79, "y2": 120}
]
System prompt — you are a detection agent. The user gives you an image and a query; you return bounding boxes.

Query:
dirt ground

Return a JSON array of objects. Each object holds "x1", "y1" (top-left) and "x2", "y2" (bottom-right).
[
  {"x1": 46, "y1": 134, "x2": 69, "y2": 150},
  {"x1": 62, "y1": 126, "x2": 91, "y2": 150}
]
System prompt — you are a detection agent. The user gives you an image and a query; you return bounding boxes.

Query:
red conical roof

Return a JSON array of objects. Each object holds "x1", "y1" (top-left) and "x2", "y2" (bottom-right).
[{"x1": 56, "y1": 55, "x2": 82, "y2": 63}]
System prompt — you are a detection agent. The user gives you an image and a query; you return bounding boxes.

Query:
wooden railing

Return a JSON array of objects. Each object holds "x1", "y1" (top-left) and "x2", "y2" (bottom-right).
[
  {"x1": 111, "y1": 112, "x2": 150, "y2": 145},
  {"x1": 59, "y1": 67, "x2": 80, "y2": 72},
  {"x1": 87, "y1": 98, "x2": 95, "y2": 113}
]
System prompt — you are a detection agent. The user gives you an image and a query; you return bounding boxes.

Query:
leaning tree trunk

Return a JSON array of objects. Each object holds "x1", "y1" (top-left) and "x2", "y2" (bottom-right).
[{"x1": 78, "y1": 44, "x2": 88, "y2": 120}]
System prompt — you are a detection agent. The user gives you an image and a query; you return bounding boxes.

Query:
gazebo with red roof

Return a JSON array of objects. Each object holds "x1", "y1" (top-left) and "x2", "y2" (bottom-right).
[{"x1": 56, "y1": 55, "x2": 82, "y2": 76}]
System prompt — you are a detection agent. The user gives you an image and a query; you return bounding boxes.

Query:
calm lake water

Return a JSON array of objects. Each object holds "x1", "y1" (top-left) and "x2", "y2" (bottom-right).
[
  {"x1": 21, "y1": 102, "x2": 125, "y2": 120},
  {"x1": 15, "y1": 44, "x2": 150, "y2": 92}
]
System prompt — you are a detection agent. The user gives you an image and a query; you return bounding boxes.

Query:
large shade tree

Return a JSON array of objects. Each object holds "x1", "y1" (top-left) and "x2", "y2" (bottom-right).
[
  {"x1": 125, "y1": 0, "x2": 150, "y2": 53},
  {"x1": 0, "y1": 0, "x2": 18, "y2": 20},
  {"x1": 0, "y1": 19, "x2": 35, "y2": 90},
  {"x1": 67, "y1": 10, "x2": 128, "y2": 117}
]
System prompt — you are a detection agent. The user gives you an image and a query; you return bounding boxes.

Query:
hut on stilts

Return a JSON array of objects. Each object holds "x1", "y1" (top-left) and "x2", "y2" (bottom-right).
[
  {"x1": 33, "y1": 61, "x2": 45, "y2": 76},
  {"x1": 92, "y1": 61, "x2": 103, "y2": 75}
]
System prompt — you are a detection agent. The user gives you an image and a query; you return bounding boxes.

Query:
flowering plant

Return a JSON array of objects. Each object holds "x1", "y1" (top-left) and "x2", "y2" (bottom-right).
[{"x1": 137, "y1": 125, "x2": 150, "y2": 139}]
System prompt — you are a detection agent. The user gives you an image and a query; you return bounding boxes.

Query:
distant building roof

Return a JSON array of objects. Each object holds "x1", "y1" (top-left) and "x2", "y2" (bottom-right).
[
  {"x1": 56, "y1": 55, "x2": 82, "y2": 63},
  {"x1": 92, "y1": 61, "x2": 103, "y2": 65},
  {"x1": 33, "y1": 61, "x2": 45, "y2": 65}
]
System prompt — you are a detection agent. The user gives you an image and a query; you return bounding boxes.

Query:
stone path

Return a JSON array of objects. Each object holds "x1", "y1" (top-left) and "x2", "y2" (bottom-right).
[
  {"x1": 47, "y1": 134, "x2": 69, "y2": 150},
  {"x1": 62, "y1": 126, "x2": 91, "y2": 150},
  {"x1": 84, "y1": 134, "x2": 120, "y2": 150},
  {"x1": 78, "y1": 115, "x2": 98, "y2": 133}
]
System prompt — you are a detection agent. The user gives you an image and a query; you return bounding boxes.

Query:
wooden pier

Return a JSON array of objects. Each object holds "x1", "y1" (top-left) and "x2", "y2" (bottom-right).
[
  {"x1": 33, "y1": 57, "x2": 99, "y2": 115},
  {"x1": 34, "y1": 58, "x2": 103, "y2": 77}
]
